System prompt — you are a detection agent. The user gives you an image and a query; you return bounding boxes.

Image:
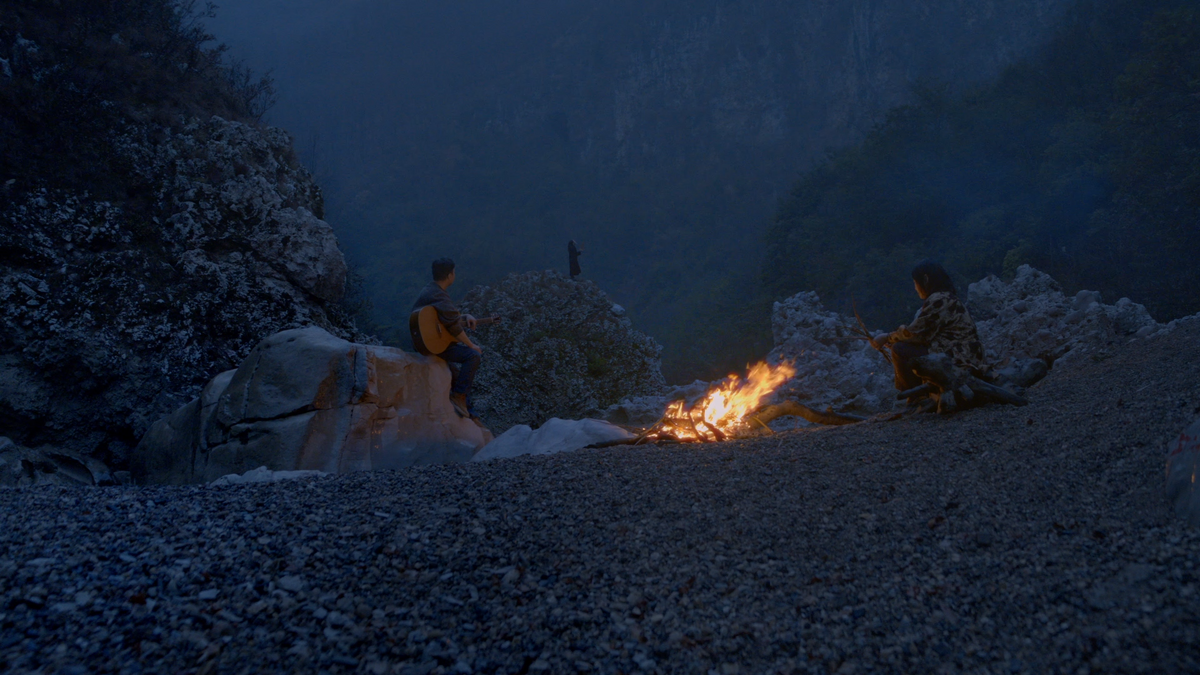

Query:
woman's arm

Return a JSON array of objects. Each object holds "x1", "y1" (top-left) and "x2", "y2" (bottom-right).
[{"x1": 886, "y1": 298, "x2": 940, "y2": 345}]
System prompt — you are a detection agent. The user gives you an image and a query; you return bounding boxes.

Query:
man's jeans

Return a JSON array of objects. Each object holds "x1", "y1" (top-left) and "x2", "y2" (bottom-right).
[{"x1": 441, "y1": 343, "x2": 481, "y2": 413}]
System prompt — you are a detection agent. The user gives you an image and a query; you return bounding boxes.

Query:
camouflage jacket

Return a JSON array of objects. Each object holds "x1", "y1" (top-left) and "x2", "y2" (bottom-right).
[{"x1": 886, "y1": 291, "x2": 991, "y2": 377}]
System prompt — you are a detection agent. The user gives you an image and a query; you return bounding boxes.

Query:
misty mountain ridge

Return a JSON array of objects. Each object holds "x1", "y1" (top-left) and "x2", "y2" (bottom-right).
[{"x1": 210, "y1": 0, "x2": 1078, "y2": 380}]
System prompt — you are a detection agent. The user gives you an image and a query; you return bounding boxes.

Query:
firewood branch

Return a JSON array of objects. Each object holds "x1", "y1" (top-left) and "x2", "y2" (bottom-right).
[
  {"x1": 903, "y1": 353, "x2": 1029, "y2": 413},
  {"x1": 753, "y1": 400, "x2": 866, "y2": 426}
]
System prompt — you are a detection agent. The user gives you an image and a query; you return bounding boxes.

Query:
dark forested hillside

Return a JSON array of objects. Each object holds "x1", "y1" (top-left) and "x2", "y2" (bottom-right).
[
  {"x1": 0, "y1": 0, "x2": 357, "y2": 467},
  {"x1": 0, "y1": 0, "x2": 273, "y2": 196},
  {"x1": 764, "y1": 0, "x2": 1200, "y2": 329},
  {"x1": 208, "y1": 0, "x2": 1077, "y2": 381}
]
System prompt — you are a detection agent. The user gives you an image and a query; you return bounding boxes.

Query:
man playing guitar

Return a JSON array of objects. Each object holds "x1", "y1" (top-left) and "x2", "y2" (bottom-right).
[{"x1": 411, "y1": 258, "x2": 483, "y2": 420}]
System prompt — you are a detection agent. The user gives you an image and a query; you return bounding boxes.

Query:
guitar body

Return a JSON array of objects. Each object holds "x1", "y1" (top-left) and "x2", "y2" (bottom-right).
[
  {"x1": 410, "y1": 306, "x2": 454, "y2": 356},
  {"x1": 409, "y1": 306, "x2": 502, "y2": 356}
]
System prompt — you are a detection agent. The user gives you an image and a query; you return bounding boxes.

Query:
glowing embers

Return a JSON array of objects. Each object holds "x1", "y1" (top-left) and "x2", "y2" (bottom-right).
[{"x1": 654, "y1": 361, "x2": 796, "y2": 442}]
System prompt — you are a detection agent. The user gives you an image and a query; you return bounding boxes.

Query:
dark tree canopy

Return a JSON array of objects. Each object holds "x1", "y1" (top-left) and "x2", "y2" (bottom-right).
[{"x1": 763, "y1": 0, "x2": 1200, "y2": 329}]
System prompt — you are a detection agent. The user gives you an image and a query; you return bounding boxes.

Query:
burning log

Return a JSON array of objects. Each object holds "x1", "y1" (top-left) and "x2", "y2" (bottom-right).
[
  {"x1": 602, "y1": 361, "x2": 803, "y2": 444},
  {"x1": 751, "y1": 401, "x2": 866, "y2": 426},
  {"x1": 900, "y1": 353, "x2": 1028, "y2": 413},
  {"x1": 596, "y1": 360, "x2": 875, "y2": 447}
]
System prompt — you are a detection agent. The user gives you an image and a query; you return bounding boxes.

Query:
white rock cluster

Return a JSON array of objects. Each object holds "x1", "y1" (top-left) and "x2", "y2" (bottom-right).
[
  {"x1": 460, "y1": 271, "x2": 666, "y2": 433},
  {"x1": 209, "y1": 466, "x2": 328, "y2": 487},
  {"x1": 968, "y1": 265, "x2": 1191, "y2": 366},
  {"x1": 766, "y1": 291, "x2": 897, "y2": 414}
]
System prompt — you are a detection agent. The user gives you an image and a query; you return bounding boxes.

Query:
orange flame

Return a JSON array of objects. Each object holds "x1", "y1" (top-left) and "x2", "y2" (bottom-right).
[{"x1": 660, "y1": 361, "x2": 796, "y2": 441}]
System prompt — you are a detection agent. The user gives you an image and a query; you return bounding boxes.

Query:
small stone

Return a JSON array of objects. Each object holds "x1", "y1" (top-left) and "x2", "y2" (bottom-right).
[
  {"x1": 198, "y1": 589, "x2": 219, "y2": 601},
  {"x1": 278, "y1": 575, "x2": 304, "y2": 593}
]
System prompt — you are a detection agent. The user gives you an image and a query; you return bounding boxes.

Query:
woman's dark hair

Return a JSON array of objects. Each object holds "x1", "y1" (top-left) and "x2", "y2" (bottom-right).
[
  {"x1": 432, "y1": 258, "x2": 455, "y2": 281},
  {"x1": 911, "y1": 260, "x2": 956, "y2": 295}
]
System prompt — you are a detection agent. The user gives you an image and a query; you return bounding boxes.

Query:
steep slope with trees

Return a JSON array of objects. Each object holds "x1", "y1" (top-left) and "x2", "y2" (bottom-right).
[{"x1": 764, "y1": 0, "x2": 1200, "y2": 328}]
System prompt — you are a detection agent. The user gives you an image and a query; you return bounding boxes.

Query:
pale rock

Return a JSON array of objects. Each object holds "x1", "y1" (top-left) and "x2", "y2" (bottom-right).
[
  {"x1": 209, "y1": 466, "x2": 327, "y2": 486},
  {"x1": 1165, "y1": 418, "x2": 1200, "y2": 528},
  {"x1": 473, "y1": 418, "x2": 634, "y2": 462},
  {"x1": 277, "y1": 575, "x2": 306, "y2": 593},
  {"x1": 132, "y1": 327, "x2": 493, "y2": 484},
  {"x1": 766, "y1": 291, "x2": 895, "y2": 414},
  {"x1": 968, "y1": 265, "x2": 1158, "y2": 365},
  {"x1": 0, "y1": 437, "x2": 114, "y2": 487}
]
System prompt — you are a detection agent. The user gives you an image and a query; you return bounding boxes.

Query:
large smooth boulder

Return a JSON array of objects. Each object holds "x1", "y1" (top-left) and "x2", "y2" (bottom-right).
[
  {"x1": 131, "y1": 327, "x2": 492, "y2": 484},
  {"x1": 967, "y1": 265, "x2": 1159, "y2": 365}
]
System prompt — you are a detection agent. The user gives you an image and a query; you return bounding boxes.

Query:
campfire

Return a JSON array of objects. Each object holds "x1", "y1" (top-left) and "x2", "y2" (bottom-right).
[{"x1": 639, "y1": 361, "x2": 797, "y2": 443}]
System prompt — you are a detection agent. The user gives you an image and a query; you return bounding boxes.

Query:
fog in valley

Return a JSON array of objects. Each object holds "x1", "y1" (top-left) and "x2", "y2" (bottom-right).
[{"x1": 206, "y1": 0, "x2": 1185, "y2": 380}]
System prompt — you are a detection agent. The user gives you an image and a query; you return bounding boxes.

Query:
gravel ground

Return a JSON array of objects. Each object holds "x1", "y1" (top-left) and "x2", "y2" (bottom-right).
[{"x1": 3, "y1": 324, "x2": 1200, "y2": 675}]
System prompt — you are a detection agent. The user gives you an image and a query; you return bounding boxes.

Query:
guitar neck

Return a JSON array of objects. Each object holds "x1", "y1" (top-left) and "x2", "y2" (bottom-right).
[{"x1": 476, "y1": 316, "x2": 502, "y2": 326}]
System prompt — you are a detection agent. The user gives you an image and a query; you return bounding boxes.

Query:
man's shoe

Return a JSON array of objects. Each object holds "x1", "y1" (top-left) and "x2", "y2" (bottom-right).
[{"x1": 449, "y1": 393, "x2": 469, "y2": 418}]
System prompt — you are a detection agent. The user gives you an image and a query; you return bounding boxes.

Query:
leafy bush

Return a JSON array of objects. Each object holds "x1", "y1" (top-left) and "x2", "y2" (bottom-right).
[{"x1": 0, "y1": 0, "x2": 274, "y2": 199}]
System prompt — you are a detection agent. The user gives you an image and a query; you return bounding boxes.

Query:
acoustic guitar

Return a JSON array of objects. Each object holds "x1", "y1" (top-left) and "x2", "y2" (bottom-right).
[{"x1": 409, "y1": 306, "x2": 502, "y2": 356}]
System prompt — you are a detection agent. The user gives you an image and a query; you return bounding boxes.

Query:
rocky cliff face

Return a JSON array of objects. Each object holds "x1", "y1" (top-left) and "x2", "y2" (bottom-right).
[
  {"x1": 0, "y1": 116, "x2": 360, "y2": 468},
  {"x1": 595, "y1": 0, "x2": 1074, "y2": 167},
  {"x1": 460, "y1": 271, "x2": 666, "y2": 432}
]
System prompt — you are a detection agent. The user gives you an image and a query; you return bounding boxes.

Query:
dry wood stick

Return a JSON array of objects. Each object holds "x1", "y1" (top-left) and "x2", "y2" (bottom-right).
[
  {"x1": 684, "y1": 409, "x2": 708, "y2": 442},
  {"x1": 851, "y1": 297, "x2": 892, "y2": 366},
  {"x1": 748, "y1": 416, "x2": 775, "y2": 434},
  {"x1": 701, "y1": 420, "x2": 727, "y2": 442}
]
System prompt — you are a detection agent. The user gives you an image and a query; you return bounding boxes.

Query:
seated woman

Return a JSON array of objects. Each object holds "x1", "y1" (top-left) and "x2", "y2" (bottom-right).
[{"x1": 871, "y1": 260, "x2": 992, "y2": 400}]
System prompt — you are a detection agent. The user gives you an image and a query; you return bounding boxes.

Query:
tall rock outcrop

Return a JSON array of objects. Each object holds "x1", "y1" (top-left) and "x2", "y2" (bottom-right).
[
  {"x1": 460, "y1": 271, "x2": 666, "y2": 432},
  {"x1": 0, "y1": 116, "x2": 360, "y2": 468},
  {"x1": 967, "y1": 265, "x2": 1164, "y2": 365}
]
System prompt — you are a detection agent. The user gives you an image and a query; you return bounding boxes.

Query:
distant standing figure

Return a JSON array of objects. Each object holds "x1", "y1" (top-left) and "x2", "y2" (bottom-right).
[{"x1": 568, "y1": 240, "x2": 583, "y2": 279}]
